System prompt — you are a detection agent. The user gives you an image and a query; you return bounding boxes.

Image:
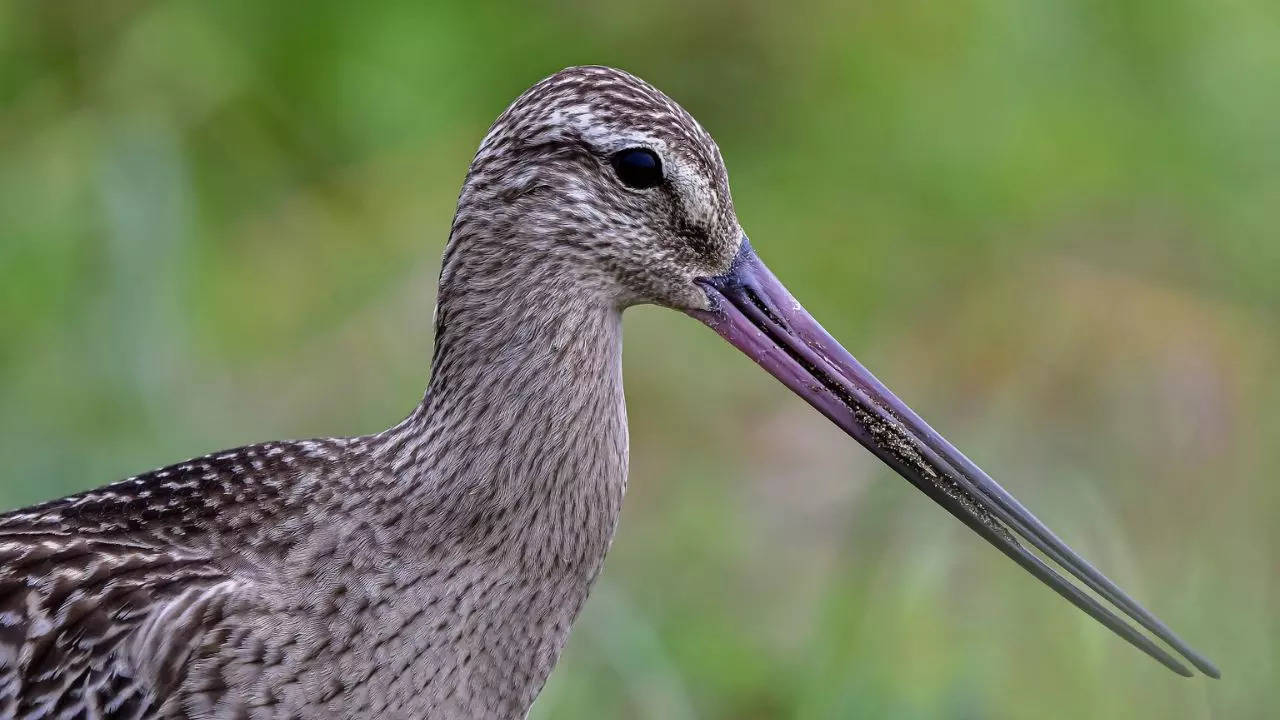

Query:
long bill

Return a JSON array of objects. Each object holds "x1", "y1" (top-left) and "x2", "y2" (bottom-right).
[{"x1": 688, "y1": 238, "x2": 1219, "y2": 678}]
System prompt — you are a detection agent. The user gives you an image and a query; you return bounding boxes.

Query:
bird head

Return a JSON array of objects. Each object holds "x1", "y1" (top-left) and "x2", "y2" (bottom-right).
[{"x1": 442, "y1": 65, "x2": 742, "y2": 311}]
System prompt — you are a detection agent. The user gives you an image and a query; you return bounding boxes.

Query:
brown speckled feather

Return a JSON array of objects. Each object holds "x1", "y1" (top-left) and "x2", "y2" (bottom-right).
[
  {"x1": 0, "y1": 66, "x2": 743, "y2": 719},
  {"x1": 0, "y1": 441, "x2": 331, "y2": 718}
]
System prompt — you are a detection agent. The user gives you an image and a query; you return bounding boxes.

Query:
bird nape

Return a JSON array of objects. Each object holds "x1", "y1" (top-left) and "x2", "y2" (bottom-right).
[{"x1": 0, "y1": 65, "x2": 1216, "y2": 720}]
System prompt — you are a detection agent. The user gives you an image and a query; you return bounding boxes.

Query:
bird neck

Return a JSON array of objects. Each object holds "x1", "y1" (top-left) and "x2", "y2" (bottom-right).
[{"x1": 375, "y1": 254, "x2": 629, "y2": 566}]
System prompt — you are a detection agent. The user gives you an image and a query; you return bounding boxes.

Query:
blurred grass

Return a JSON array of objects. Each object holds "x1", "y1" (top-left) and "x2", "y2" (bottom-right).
[{"x1": 1, "y1": 0, "x2": 1277, "y2": 717}]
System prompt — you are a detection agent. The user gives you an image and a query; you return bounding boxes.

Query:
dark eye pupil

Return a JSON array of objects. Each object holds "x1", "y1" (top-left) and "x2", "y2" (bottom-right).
[{"x1": 611, "y1": 148, "x2": 662, "y2": 189}]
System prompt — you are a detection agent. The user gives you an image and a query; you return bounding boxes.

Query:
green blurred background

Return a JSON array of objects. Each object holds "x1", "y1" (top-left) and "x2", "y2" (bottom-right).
[{"x1": 2, "y1": 0, "x2": 1276, "y2": 717}]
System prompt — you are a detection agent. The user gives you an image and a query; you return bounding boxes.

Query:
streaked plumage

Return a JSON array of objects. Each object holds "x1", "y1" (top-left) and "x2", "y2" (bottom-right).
[
  {"x1": 0, "y1": 65, "x2": 1217, "y2": 720},
  {"x1": 0, "y1": 65, "x2": 734, "y2": 720}
]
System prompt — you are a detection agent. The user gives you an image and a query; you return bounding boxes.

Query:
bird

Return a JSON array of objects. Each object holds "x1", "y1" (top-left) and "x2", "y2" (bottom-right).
[{"x1": 0, "y1": 65, "x2": 1218, "y2": 719}]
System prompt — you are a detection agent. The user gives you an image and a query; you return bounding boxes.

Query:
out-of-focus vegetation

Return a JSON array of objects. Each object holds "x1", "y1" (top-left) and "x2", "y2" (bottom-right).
[{"x1": 2, "y1": 0, "x2": 1276, "y2": 717}]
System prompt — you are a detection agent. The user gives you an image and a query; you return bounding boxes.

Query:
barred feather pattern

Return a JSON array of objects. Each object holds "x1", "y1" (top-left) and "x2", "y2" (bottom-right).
[{"x1": 0, "y1": 66, "x2": 743, "y2": 719}]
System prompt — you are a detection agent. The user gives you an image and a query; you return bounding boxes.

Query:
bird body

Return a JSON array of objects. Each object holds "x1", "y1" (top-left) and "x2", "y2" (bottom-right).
[
  {"x1": 1, "y1": 329, "x2": 625, "y2": 719},
  {"x1": 0, "y1": 65, "x2": 1217, "y2": 719},
  {"x1": 1, "y1": 67, "x2": 656, "y2": 719}
]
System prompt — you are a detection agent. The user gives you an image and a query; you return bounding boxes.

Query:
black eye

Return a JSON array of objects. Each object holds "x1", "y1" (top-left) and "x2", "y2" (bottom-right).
[{"x1": 611, "y1": 148, "x2": 663, "y2": 189}]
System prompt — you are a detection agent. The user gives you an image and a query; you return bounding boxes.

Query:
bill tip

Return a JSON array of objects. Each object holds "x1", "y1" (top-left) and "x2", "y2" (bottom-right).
[{"x1": 1183, "y1": 650, "x2": 1221, "y2": 678}]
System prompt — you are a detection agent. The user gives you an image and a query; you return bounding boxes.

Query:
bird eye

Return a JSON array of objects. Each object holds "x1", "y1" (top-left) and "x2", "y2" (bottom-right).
[{"x1": 611, "y1": 148, "x2": 663, "y2": 189}]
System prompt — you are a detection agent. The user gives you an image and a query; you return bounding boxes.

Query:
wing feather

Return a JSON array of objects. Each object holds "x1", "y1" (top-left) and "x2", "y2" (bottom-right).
[{"x1": 0, "y1": 441, "x2": 314, "y2": 719}]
